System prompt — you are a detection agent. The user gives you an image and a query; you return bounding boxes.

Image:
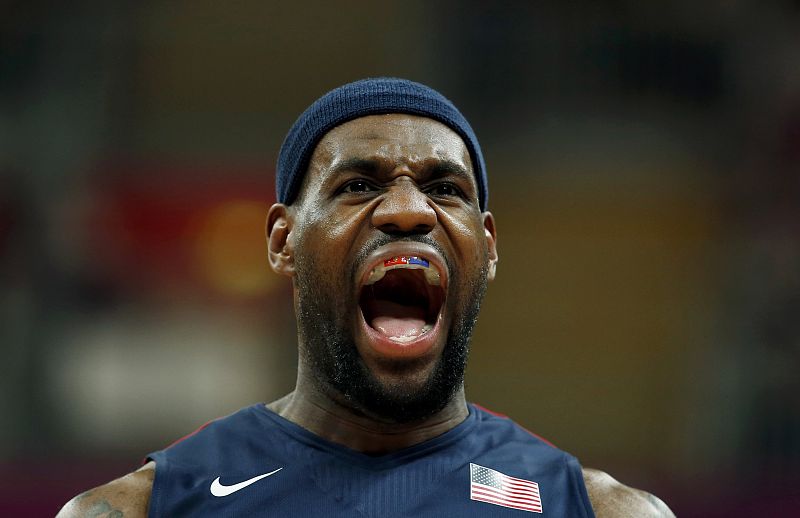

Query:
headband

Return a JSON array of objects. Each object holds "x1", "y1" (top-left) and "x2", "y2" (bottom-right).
[{"x1": 276, "y1": 77, "x2": 488, "y2": 210}]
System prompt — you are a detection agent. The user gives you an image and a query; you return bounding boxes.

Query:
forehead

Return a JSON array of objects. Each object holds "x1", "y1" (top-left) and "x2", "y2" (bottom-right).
[{"x1": 311, "y1": 114, "x2": 473, "y2": 174}]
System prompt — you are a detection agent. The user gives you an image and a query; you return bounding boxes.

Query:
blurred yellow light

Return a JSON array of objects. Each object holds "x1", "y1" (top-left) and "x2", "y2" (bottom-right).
[{"x1": 193, "y1": 199, "x2": 275, "y2": 298}]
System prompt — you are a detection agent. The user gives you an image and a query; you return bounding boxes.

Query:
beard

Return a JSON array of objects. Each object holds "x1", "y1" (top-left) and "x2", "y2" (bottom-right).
[{"x1": 293, "y1": 235, "x2": 488, "y2": 424}]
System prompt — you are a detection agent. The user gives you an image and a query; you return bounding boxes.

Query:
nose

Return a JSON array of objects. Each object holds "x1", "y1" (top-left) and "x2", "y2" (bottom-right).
[{"x1": 371, "y1": 178, "x2": 437, "y2": 235}]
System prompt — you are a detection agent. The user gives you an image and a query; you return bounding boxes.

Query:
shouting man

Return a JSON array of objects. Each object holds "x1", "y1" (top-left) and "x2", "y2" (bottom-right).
[{"x1": 59, "y1": 78, "x2": 674, "y2": 517}]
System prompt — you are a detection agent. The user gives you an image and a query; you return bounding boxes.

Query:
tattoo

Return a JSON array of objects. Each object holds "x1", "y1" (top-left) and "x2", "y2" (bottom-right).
[{"x1": 86, "y1": 499, "x2": 124, "y2": 518}]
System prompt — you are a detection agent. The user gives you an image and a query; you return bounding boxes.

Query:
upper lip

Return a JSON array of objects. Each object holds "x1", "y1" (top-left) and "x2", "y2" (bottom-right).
[{"x1": 356, "y1": 242, "x2": 449, "y2": 292}]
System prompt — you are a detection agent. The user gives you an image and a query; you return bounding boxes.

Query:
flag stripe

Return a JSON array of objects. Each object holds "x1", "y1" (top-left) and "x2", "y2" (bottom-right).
[
  {"x1": 484, "y1": 484, "x2": 539, "y2": 497},
  {"x1": 472, "y1": 490, "x2": 540, "y2": 507},
  {"x1": 471, "y1": 484, "x2": 541, "y2": 502},
  {"x1": 471, "y1": 487, "x2": 542, "y2": 506},
  {"x1": 471, "y1": 493, "x2": 542, "y2": 512},
  {"x1": 503, "y1": 479, "x2": 538, "y2": 489},
  {"x1": 502, "y1": 474, "x2": 538, "y2": 485}
]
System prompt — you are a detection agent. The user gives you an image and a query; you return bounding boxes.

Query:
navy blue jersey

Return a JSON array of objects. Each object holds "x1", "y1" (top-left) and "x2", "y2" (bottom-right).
[{"x1": 147, "y1": 403, "x2": 595, "y2": 517}]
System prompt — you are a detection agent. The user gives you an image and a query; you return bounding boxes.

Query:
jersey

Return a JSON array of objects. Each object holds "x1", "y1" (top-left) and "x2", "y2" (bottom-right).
[{"x1": 146, "y1": 403, "x2": 595, "y2": 517}]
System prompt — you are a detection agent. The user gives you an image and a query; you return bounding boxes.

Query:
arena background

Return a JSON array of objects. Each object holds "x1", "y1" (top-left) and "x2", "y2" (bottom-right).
[{"x1": 1, "y1": 2, "x2": 799, "y2": 516}]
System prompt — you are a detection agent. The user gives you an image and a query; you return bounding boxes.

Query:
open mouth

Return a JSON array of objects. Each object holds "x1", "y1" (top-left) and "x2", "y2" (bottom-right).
[{"x1": 359, "y1": 256, "x2": 446, "y2": 344}]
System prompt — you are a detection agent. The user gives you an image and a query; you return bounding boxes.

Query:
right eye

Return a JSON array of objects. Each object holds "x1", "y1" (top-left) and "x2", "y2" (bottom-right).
[{"x1": 340, "y1": 180, "x2": 377, "y2": 194}]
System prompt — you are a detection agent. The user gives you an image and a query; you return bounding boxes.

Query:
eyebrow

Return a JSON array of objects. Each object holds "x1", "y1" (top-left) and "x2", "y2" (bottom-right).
[
  {"x1": 427, "y1": 159, "x2": 472, "y2": 183},
  {"x1": 328, "y1": 156, "x2": 473, "y2": 183},
  {"x1": 328, "y1": 157, "x2": 382, "y2": 176}
]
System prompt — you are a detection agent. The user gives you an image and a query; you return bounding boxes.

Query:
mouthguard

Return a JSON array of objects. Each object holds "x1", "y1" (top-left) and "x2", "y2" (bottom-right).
[{"x1": 364, "y1": 256, "x2": 441, "y2": 286}]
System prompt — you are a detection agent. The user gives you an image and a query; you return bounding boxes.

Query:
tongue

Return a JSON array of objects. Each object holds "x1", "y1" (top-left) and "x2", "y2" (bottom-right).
[{"x1": 370, "y1": 300, "x2": 427, "y2": 341}]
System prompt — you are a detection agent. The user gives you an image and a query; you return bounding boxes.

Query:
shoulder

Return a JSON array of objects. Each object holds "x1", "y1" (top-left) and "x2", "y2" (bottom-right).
[
  {"x1": 56, "y1": 461, "x2": 155, "y2": 518},
  {"x1": 582, "y1": 467, "x2": 675, "y2": 518}
]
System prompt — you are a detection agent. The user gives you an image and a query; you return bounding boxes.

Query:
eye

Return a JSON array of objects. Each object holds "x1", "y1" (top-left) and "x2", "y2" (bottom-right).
[
  {"x1": 340, "y1": 180, "x2": 377, "y2": 194},
  {"x1": 426, "y1": 182, "x2": 462, "y2": 197}
]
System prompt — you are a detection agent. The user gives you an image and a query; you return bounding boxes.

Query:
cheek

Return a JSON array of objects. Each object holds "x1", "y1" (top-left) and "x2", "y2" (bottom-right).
[
  {"x1": 440, "y1": 210, "x2": 488, "y2": 261},
  {"x1": 442, "y1": 209, "x2": 474, "y2": 240},
  {"x1": 325, "y1": 210, "x2": 363, "y2": 243},
  {"x1": 303, "y1": 199, "x2": 366, "y2": 244},
  {"x1": 294, "y1": 209, "x2": 364, "y2": 286}
]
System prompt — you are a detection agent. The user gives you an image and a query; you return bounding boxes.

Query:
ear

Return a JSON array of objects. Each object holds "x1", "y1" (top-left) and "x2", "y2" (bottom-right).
[
  {"x1": 482, "y1": 211, "x2": 498, "y2": 281},
  {"x1": 266, "y1": 203, "x2": 295, "y2": 277}
]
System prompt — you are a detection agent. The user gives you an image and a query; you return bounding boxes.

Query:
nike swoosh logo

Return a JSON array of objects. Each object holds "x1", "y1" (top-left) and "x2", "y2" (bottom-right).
[{"x1": 209, "y1": 467, "x2": 283, "y2": 497}]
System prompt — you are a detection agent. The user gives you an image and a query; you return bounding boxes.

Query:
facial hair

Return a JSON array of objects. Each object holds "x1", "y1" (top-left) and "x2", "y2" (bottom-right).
[{"x1": 294, "y1": 235, "x2": 489, "y2": 424}]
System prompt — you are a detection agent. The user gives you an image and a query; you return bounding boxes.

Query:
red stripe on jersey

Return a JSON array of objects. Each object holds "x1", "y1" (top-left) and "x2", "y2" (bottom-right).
[{"x1": 472, "y1": 403, "x2": 557, "y2": 448}]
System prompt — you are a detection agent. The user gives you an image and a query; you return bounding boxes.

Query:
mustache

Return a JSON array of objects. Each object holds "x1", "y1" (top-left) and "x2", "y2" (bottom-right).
[{"x1": 350, "y1": 234, "x2": 453, "y2": 281}]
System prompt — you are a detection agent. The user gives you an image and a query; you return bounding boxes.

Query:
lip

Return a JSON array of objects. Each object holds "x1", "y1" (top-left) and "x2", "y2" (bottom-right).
[{"x1": 355, "y1": 243, "x2": 449, "y2": 360}]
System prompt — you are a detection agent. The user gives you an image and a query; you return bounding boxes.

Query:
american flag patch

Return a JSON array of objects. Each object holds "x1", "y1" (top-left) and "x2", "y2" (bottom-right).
[{"x1": 470, "y1": 463, "x2": 543, "y2": 513}]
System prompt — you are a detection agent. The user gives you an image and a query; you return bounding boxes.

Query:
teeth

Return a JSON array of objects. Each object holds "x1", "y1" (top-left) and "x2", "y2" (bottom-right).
[
  {"x1": 364, "y1": 256, "x2": 442, "y2": 286},
  {"x1": 423, "y1": 268, "x2": 441, "y2": 286},
  {"x1": 389, "y1": 334, "x2": 419, "y2": 343},
  {"x1": 365, "y1": 267, "x2": 387, "y2": 285},
  {"x1": 387, "y1": 323, "x2": 434, "y2": 343}
]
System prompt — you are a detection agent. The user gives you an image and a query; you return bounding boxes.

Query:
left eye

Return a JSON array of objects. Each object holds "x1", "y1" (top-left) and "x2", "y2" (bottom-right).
[
  {"x1": 341, "y1": 180, "x2": 376, "y2": 193},
  {"x1": 427, "y1": 183, "x2": 461, "y2": 197}
]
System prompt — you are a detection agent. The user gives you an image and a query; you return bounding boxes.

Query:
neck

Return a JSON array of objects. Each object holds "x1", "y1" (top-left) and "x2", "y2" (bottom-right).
[{"x1": 267, "y1": 380, "x2": 469, "y2": 454}]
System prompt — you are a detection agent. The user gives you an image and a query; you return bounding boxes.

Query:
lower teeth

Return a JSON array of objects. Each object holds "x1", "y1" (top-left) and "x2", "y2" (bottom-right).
[{"x1": 388, "y1": 324, "x2": 434, "y2": 343}]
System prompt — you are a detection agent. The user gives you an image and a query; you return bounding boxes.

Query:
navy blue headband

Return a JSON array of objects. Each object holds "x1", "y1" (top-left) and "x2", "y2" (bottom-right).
[{"x1": 276, "y1": 77, "x2": 488, "y2": 210}]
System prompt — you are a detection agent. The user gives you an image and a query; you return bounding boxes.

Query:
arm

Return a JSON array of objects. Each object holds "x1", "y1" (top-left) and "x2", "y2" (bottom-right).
[
  {"x1": 583, "y1": 467, "x2": 675, "y2": 518},
  {"x1": 56, "y1": 461, "x2": 155, "y2": 518}
]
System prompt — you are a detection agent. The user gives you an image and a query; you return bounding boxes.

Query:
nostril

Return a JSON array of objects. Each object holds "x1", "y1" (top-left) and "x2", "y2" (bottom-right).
[
  {"x1": 379, "y1": 225, "x2": 433, "y2": 238},
  {"x1": 375, "y1": 214, "x2": 436, "y2": 235},
  {"x1": 413, "y1": 222, "x2": 434, "y2": 233}
]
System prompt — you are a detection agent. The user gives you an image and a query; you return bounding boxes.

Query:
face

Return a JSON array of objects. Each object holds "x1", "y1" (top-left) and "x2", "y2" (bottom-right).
[{"x1": 268, "y1": 114, "x2": 498, "y2": 423}]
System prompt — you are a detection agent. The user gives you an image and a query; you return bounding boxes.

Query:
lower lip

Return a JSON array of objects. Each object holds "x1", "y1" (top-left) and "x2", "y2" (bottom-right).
[{"x1": 358, "y1": 310, "x2": 443, "y2": 360}]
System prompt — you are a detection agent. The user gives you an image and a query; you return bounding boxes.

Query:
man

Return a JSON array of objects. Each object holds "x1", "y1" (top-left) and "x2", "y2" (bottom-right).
[{"x1": 59, "y1": 78, "x2": 674, "y2": 517}]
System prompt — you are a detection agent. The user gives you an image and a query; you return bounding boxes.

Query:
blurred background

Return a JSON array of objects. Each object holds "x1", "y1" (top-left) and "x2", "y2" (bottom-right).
[{"x1": 1, "y1": 1, "x2": 799, "y2": 516}]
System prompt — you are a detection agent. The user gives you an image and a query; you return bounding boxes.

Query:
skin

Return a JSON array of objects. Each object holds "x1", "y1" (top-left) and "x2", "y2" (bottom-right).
[
  {"x1": 266, "y1": 113, "x2": 495, "y2": 447},
  {"x1": 57, "y1": 114, "x2": 674, "y2": 517}
]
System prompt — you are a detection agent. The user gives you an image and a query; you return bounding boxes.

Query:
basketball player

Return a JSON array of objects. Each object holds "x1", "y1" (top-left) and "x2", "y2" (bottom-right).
[{"x1": 58, "y1": 78, "x2": 674, "y2": 517}]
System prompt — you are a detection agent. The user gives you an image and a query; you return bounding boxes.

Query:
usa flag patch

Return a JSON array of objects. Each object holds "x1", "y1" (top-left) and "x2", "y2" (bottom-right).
[{"x1": 470, "y1": 463, "x2": 543, "y2": 513}]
